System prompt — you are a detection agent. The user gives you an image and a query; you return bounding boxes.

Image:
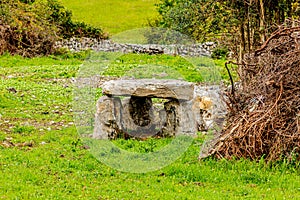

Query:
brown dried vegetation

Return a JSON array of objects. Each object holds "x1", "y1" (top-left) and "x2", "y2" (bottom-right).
[
  {"x1": 209, "y1": 20, "x2": 300, "y2": 162},
  {"x1": 0, "y1": 0, "x2": 107, "y2": 57},
  {"x1": 0, "y1": 1, "x2": 57, "y2": 57}
]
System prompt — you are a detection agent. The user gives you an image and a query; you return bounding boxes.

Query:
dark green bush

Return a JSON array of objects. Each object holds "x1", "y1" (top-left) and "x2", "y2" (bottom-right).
[
  {"x1": 153, "y1": 0, "x2": 229, "y2": 42},
  {"x1": 211, "y1": 46, "x2": 229, "y2": 59},
  {"x1": 52, "y1": 47, "x2": 91, "y2": 60},
  {"x1": 46, "y1": 0, "x2": 107, "y2": 39}
]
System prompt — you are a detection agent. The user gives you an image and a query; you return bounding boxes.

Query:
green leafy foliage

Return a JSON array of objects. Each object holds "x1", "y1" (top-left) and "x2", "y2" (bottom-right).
[
  {"x1": 211, "y1": 46, "x2": 229, "y2": 59},
  {"x1": 153, "y1": 0, "x2": 230, "y2": 42},
  {"x1": 0, "y1": 0, "x2": 58, "y2": 56},
  {"x1": 46, "y1": 0, "x2": 107, "y2": 39},
  {"x1": 154, "y1": 0, "x2": 300, "y2": 59}
]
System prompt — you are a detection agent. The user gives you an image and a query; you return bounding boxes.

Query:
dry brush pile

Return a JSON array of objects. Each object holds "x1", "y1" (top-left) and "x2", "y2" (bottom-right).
[{"x1": 206, "y1": 21, "x2": 300, "y2": 162}]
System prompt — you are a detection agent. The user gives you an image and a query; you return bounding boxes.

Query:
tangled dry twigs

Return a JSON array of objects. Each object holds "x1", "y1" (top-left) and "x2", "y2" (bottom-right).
[
  {"x1": 206, "y1": 20, "x2": 300, "y2": 162},
  {"x1": 0, "y1": 24, "x2": 56, "y2": 57}
]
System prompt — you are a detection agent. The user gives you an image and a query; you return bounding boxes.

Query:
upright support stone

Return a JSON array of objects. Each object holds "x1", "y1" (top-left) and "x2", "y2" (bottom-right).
[
  {"x1": 94, "y1": 96, "x2": 114, "y2": 139},
  {"x1": 162, "y1": 100, "x2": 179, "y2": 137},
  {"x1": 178, "y1": 100, "x2": 197, "y2": 135},
  {"x1": 93, "y1": 96, "x2": 121, "y2": 139},
  {"x1": 161, "y1": 99, "x2": 197, "y2": 137}
]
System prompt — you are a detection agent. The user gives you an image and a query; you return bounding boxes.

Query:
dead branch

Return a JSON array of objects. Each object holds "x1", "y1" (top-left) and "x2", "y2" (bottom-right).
[{"x1": 204, "y1": 21, "x2": 300, "y2": 162}]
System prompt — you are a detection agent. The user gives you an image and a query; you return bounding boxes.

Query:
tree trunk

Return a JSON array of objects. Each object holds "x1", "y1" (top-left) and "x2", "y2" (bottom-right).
[
  {"x1": 259, "y1": 0, "x2": 266, "y2": 43},
  {"x1": 287, "y1": 0, "x2": 292, "y2": 18},
  {"x1": 273, "y1": 0, "x2": 280, "y2": 25},
  {"x1": 240, "y1": 22, "x2": 246, "y2": 60},
  {"x1": 246, "y1": 2, "x2": 251, "y2": 52}
]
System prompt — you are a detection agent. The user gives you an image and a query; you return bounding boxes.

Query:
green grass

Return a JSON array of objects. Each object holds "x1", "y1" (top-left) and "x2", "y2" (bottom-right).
[
  {"x1": 104, "y1": 53, "x2": 206, "y2": 82},
  {"x1": 0, "y1": 54, "x2": 299, "y2": 199},
  {"x1": 81, "y1": 52, "x2": 225, "y2": 83},
  {"x1": 60, "y1": 0, "x2": 159, "y2": 35}
]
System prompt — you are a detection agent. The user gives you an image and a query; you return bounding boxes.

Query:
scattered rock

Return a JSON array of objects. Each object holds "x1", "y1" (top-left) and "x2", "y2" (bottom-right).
[
  {"x1": 1, "y1": 140, "x2": 33, "y2": 148},
  {"x1": 6, "y1": 87, "x2": 17, "y2": 93}
]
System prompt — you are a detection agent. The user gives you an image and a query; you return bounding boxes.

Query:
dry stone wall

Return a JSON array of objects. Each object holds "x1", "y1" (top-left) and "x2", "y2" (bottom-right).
[{"x1": 55, "y1": 37, "x2": 216, "y2": 57}]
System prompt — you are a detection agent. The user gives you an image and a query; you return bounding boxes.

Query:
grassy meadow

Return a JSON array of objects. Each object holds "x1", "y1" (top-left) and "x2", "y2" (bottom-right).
[
  {"x1": 60, "y1": 0, "x2": 159, "y2": 35},
  {"x1": 0, "y1": 53, "x2": 299, "y2": 198},
  {"x1": 0, "y1": 0, "x2": 299, "y2": 199}
]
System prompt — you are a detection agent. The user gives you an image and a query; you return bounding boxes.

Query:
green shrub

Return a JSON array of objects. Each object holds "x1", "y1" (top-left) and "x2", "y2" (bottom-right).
[
  {"x1": 211, "y1": 46, "x2": 229, "y2": 59},
  {"x1": 52, "y1": 47, "x2": 91, "y2": 60},
  {"x1": 46, "y1": 0, "x2": 107, "y2": 39},
  {"x1": 153, "y1": 0, "x2": 229, "y2": 42}
]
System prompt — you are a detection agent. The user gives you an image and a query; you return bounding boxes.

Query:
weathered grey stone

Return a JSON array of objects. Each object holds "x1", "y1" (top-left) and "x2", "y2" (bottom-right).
[
  {"x1": 93, "y1": 96, "x2": 118, "y2": 139},
  {"x1": 55, "y1": 38, "x2": 215, "y2": 57},
  {"x1": 102, "y1": 79, "x2": 194, "y2": 100},
  {"x1": 192, "y1": 96, "x2": 212, "y2": 131},
  {"x1": 112, "y1": 97, "x2": 122, "y2": 132},
  {"x1": 161, "y1": 100, "x2": 179, "y2": 137},
  {"x1": 161, "y1": 100, "x2": 197, "y2": 137},
  {"x1": 193, "y1": 85, "x2": 227, "y2": 130},
  {"x1": 178, "y1": 100, "x2": 198, "y2": 135}
]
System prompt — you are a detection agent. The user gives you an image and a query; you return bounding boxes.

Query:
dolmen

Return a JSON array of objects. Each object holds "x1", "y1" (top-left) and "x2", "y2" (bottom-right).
[{"x1": 93, "y1": 79, "x2": 213, "y2": 139}]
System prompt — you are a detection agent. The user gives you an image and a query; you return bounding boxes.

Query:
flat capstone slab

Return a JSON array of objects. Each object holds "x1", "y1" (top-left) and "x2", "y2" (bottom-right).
[{"x1": 102, "y1": 79, "x2": 194, "y2": 101}]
